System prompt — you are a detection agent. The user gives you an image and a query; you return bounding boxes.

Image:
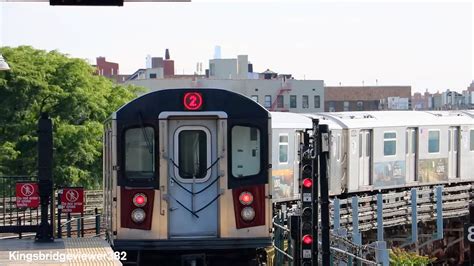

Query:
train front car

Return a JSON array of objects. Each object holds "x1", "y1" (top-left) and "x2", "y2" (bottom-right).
[{"x1": 103, "y1": 88, "x2": 272, "y2": 265}]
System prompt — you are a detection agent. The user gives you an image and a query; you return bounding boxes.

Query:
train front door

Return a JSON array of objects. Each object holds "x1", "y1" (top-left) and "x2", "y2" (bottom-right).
[{"x1": 167, "y1": 118, "x2": 218, "y2": 238}]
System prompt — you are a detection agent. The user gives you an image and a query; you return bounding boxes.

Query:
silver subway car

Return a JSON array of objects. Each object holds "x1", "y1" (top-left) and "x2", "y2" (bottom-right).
[
  {"x1": 103, "y1": 88, "x2": 272, "y2": 265},
  {"x1": 270, "y1": 111, "x2": 474, "y2": 203}
]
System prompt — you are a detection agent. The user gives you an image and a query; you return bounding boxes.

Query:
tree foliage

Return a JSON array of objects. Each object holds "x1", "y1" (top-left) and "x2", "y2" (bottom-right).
[
  {"x1": 0, "y1": 46, "x2": 143, "y2": 188},
  {"x1": 390, "y1": 247, "x2": 435, "y2": 265}
]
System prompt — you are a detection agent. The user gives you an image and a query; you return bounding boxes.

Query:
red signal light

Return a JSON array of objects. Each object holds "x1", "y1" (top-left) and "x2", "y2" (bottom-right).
[
  {"x1": 302, "y1": 234, "x2": 313, "y2": 245},
  {"x1": 239, "y1": 191, "x2": 254, "y2": 205},
  {"x1": 183, "y1": 92, "x2": 203, "y2": 110},
  {"x1": 303, "y1": 178, "x2": 313, "y2": 188},
  {"x1": 133, "y1": 193, "x2": 147, "y2": 207}
]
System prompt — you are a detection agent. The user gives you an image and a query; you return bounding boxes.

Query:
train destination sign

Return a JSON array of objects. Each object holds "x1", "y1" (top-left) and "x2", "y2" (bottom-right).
[
  {"x1": 16, "y1": 182, "x2": 40, "y2": 208},
  {"x1": 60, "y1": 187, "x2": 84, "y2": 213}
]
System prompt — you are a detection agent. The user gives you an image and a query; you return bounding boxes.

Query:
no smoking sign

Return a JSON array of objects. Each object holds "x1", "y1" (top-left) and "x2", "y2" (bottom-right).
[{"x1": 60, "y1": 187, "x2": 84, "y2": 213}]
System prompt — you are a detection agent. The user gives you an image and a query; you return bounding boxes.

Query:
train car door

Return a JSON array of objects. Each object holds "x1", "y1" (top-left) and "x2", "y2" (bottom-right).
[
  {"x1": 448, "y1": 127, "x2": 459, "y2": 178},
  {"x1": 406, "y1": 128, "x2": 417, "y2": 183},
  {"x1": 167, "y1": 118, "x2": 218, "y2": 238},
  {"x1": 358, "y1": 130, "x2": 371, "y2": 186}
]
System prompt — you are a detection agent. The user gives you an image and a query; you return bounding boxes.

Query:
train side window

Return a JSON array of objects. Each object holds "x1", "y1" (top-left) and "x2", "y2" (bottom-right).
[
  {"x1": 125, "y1": 127, "x2": 155, "y2": 179},
  {"x1": 231, "y1": 126, "x2": 261, "y2": 177},
  {"x1": 279, "y1": 134, "x2": 289, "y2": 164},
  {"x1": 428, "y1": 130, "x2": 440, "y2": 153},
  {"x1": 470, "y1": 130, "x2": 474, "y2": 151},
  {"x1": 383, "y1": 132, "x2": 397, "y2": 156}
]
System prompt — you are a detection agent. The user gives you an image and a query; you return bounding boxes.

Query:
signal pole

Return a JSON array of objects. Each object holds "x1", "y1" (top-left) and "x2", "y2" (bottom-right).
[
  {"x1": 319, "y1": 124, "x2": 330, "y2": 265},
  {"x1": 311, "y1": 120, "x2": 319, "y2": 265},
  {"x1": 36, "y1": 113, "x2": 54, "y2": 242}
]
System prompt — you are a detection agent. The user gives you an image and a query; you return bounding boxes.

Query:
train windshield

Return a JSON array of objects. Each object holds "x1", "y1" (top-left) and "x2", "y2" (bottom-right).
[
  {"x1": 125, "y1": 127, "x2": 155, "y2": 179},
  {"x1": 231, "y1": 126, "x2": 261, "y2": 177}
]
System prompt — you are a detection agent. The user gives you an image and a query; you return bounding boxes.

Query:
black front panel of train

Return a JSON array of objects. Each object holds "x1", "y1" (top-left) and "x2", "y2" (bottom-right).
[{"x1": 114, "y1": 88, "x2": 269, "y2": 189}]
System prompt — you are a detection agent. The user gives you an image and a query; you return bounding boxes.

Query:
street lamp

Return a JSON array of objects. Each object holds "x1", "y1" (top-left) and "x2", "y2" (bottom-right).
[{"x1": 0, "y1": 54, "x2": 9, "y2": 71}]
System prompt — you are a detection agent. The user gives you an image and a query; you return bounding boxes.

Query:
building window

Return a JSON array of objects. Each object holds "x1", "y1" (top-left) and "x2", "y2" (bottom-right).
[
  {"x1": 264, "y1": 95, "x2": 272, "y2": 108},
  {"x1": 231, "y1": 126, "x2": 261, "y2": 177},
  {"x1": 383, "y1": 132, "x2": 397, "y2": 156},
  {"x1": 149, "y1": 73, "x2": 157, "y2": 79},
  {"x1": 344, "y1": 101, "x2": 350, "y2": 111},
  {"x1": 302, "y1": 95, "x2": 309, "y2": 109},
  {"x1": 277, "y1": 95, "x2": 284, "y2": 108},
  {"x1": 290, "y1": 95, "x2": 297, "y2": 108},
  {"x1": 329, "y1": 101, "x2": 335, "y2": 112},
  {"x1": 111, "y1": 68, "x2": 114, "y2": 76},
  {"x1": 125, "y1": 127, "x2": 155, "y2": 179},
  {"x1": 278, "y1": 135, "x2": 288, "y2": 164},
  {"x1": 251, "y1": 95, "x2": 259, "y2": 103},
  {"x1": 357, "y1": 101, "x2": 364, "y2": 111},
  {"x1": 428, "y1": 130, "x2": 440, "y2": 153},
  {"x1": 470, "y1": 130, "x2": 474, "y2": 151},
  {"x1": 314, "y1": 95, "x2": 320, "y2": 108}
]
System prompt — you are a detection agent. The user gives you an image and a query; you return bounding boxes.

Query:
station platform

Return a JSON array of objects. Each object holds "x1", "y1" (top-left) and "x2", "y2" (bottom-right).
[{"x1": 0, "y1": 237, "x2": 122, "y2": 266}]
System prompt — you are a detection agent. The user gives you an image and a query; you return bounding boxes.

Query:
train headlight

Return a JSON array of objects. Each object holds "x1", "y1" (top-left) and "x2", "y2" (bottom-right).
[
  {"x1": 133, "y1": 193, "x2": 147, "y2": 207},
  {"x1": 131, "y1": 208, "x2": 146, "y2": 223},
  {"x1": 239, "y1": 191, "x2": 254, "y2": 205},
  {"x1": 241, "y1": 206, "x2": 255, "y2": 222}
]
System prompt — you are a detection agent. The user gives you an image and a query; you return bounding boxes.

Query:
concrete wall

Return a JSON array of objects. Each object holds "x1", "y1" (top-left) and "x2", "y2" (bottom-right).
[
  {"x1": 127, "y1": 78, "x2": 325, "y2": 113},
  {"x1": 209, "y1": 59, "x2": 238, "y2": 79}
]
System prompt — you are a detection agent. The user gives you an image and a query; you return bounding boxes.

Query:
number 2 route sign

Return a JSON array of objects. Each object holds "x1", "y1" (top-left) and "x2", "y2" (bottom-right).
[
  {"x1": 16, "y1": 182, "x2": 40, "y2": 208},
  {"x1": 60, "y1": 188, "x2": 84, "y2": 213}
]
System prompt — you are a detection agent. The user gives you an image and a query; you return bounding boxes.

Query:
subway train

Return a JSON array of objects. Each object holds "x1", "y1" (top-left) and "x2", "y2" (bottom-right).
[
  {"x1": 271, "y1": 110, "x2": 474, "y2": 203},
  {"x1": 103, "y1": 88, "x2": 272, "y2": 265},
  {"x1": 103, "y1": 87, "x2": 474, "y2": 264}
]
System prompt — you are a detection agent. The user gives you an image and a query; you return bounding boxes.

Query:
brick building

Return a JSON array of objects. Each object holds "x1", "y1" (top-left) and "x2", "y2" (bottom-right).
[
  {"x1": 95, "y1": 57, "x2": 130, "y2": 83},
  {"x1": 324, "y1": 86, "x2": 411, "y2": 112},
  {"x1": 96, "y1": 57, "x2": 118, "y2": 78}
]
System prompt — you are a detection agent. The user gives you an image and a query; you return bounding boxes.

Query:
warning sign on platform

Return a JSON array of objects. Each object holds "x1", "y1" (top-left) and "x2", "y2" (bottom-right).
[
  {"x1": 16, "y1": 182, "x2": 40, "y2": 208},
  {"x1": 60, "y1": 187, "x2": 84, "y2": 213}
]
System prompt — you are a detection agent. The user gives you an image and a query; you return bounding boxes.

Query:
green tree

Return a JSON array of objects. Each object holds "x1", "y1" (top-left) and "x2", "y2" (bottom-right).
[
  {"x1": 390, "y1": 247, "x2": 435, "y2": 265},
  {"x1": 0, "y1": 46, "x2": 143, "y2": 189}
]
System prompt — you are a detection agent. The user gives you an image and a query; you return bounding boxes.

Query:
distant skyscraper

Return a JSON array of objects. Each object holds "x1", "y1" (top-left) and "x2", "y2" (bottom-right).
[{"x1": 214, "y1": 45, "x2": 221, "y2": 59}]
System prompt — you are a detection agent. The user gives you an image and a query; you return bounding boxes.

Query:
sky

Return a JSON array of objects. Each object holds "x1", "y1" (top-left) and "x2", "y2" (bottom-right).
[{"x1": 0, "y1": 1, "x2": 472, "y2": 93}]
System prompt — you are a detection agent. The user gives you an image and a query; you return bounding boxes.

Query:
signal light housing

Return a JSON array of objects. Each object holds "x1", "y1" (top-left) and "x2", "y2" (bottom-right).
[
  {"x1": 302, "y1": 234, "x2": 313, "y2": 245},
  {"x1": 133, "y1": 193, "x2": 147, "y2": 207}
]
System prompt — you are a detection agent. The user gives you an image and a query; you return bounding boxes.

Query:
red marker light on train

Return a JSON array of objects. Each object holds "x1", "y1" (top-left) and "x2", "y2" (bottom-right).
[
  {"x1": 183, "y1": 92, "x2": 203, "y2": 110},
  {"x1": 133, "y1": 193, "x2": 147, "y2": 207},
  {"x1": 302, "y1": 178, "x2": 313, "y2": 188},
  {"x1": 302, "y1": 234, "x2": 313, "y2": 245},
  {"x1": 239, "y1": 191, "x2": 254, "y2": 205}
]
